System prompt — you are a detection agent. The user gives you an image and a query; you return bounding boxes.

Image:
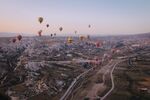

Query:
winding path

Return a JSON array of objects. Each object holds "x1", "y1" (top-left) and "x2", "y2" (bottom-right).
[{"x1": 100, "y1": 61, "x2": 121, "y2": 100}]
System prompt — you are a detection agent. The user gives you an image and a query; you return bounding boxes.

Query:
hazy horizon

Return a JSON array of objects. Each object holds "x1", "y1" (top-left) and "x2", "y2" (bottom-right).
[{"x1": 0, "y1": 0, "x2": 150, "y2": 37}]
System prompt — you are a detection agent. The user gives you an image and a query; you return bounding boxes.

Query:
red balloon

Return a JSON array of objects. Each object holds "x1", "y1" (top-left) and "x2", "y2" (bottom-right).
[
  {"x1": 17, "y1": 35, "x2": 22, "y2": 41},
  {"x1": 96, "y1": 42, "x2": 100, "y2": 47},
  {"x1": 12, "y1": 38, "x2": 16, "y2": 43},
  {"x1": 38, "y1": 30, "x2": 42, "y2": 36}
]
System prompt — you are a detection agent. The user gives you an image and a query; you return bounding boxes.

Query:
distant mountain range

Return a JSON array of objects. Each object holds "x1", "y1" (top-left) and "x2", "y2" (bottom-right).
[
  {"x1": 0, "y1": 32, "x2": 150, "y2": 37},
  {"x1": 0, "y1": 32, "x2": 34, "y2": 37},
  {"x1": 135, "y1": 32, "x2": 150, "y2": 37},
  {"x1": 0, "y1": 32, "x2": 15, "y2": 37}
]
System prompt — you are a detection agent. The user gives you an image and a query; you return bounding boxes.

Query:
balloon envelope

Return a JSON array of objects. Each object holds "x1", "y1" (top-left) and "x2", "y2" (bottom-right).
[
  {"x1": 88, "y1": 25, "x2": 91, "y2": 28},
  {"x1": 67, "y1": 37, "x2": 73, "y2": 44},
  {"x1": 12, "y1": 38, "x2": 16, "y2": 43},
  {"x1": 75, "y1": 31, "x2": 77, "y2": 34},
  {"x1": 38, "y1": 30, "x2": 42, "y2": 36},
  {"x1": 38, "y1": 17, "x2": 43, "y2": 24},
  {"x1": 17, "y1": 35, "x2": 22, "y2": 41},
  {"x1": 96, "y1": 42, "x2": 100, "y2": 47},
  {"x1": 87, "y1": 35, "x2": 90, "y2": 39},
  {"x1": 46, "y1": 24, "x2": 49, "y2": 28},
  {"x1": 59, "y1": 27, "x2": 63, "y2": 31},
  {"x1": 79, "y1": 36, "x2": 85, "y2": 41}
]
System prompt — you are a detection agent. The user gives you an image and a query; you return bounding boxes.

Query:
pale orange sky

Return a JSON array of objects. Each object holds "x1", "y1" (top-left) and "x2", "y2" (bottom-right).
[{"x1": 0, "y1": 0, "x2": 150, "y2": 36}]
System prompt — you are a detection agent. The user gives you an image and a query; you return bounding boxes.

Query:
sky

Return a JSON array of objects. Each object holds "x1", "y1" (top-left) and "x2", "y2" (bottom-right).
[{"x1": 0, "y1": 0, "x2": 150, "y2": 36}]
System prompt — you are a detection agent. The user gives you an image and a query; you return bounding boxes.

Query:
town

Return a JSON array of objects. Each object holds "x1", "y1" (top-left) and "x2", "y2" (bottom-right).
[{"x1": 0, "y1": 33, "x2": 150, "y2": 100}]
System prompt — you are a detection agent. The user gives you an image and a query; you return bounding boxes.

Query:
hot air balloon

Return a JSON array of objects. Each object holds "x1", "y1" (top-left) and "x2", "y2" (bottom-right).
[
  {"x1": 79, "y1": 36, "x2": 85, "y2": 41},
  {"x1": 54, "y1": 33, "x2": 56, "y2": 36},
  {"x1": 67, "y1": 37, "x2": 73, "y2": 44},
  {"x1": 38, "y1": 30, "x2": 42, "y2": 36},
  {"x1": 87, "y1": 35, "x2": 90, "y2": 39},
  {"x1": 17, "y1": 35, "x2": 22, "y2": 41},
  {"x1": 38, "y1": 17, "x2": 43, "y2": 24},
  {"x1": 12, "y1": 38, "x2": 16, "y2": 43},
  {"x1": 88, "y1": 25, "x2": 91, "y2": 28},
  {"x1": 46, "y1": 24, "x2": 49, "y2": 28},
  {"x1": 96, "y1": 42, "x2": 100, "y2": 48},
  {"x1": 59, "y1": 27, "x2": 63, "y2": 32},
  {"x1": 75, "y1": 31, "x2": 77, "y2": 34},
  {"x1": 50, "y1": 34, "x2": 53, "y2": 37}
]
